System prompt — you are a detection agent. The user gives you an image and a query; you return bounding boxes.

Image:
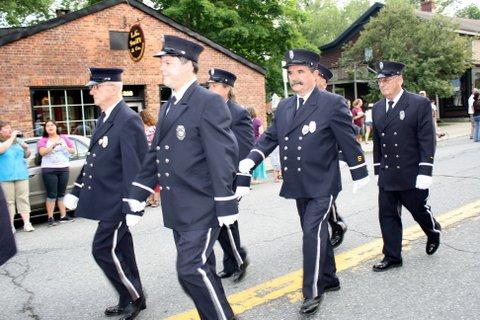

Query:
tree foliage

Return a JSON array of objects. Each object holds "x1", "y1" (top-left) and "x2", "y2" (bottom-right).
[
  {"x1": 0, "y1": 0, "x2": 53, "y2": 26},
  {"x1": 150, "y1": 0, "x2": 310, "y2": 98},
  {"x1": 299, "y1": 0, "x2": 371, "y2": 48},
  {"x1": 341, "y1": 0, "x2": 472, "y2": 101},
  {"x1": 456, "y1": 4, "x2": 480, "y2": 20}
]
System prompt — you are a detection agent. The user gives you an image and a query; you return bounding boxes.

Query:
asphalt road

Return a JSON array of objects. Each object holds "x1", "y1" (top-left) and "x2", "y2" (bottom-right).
[{"x1": 1, "y1": 136, "x2": 479, "y2": 320}]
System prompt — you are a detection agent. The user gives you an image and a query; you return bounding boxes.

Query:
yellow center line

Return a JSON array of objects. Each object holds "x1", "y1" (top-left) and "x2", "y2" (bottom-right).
[{"x1": 167, "y1": 200, "x2": 480, "y2": 320}]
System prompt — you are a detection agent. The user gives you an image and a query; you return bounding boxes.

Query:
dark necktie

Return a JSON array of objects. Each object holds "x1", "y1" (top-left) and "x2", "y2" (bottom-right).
[
  {"x1": 96, "y1": 112, "x2": 106, "y2": 129},
  {"x1": 387, "y1": 100, "x2": 394, "y2": 114},
  {"x1": 293, "y1": 97, "x2": 304, "y2": 119},
  {"x1": 165, "y1": 96, "x2": 177, "y2": 116}
]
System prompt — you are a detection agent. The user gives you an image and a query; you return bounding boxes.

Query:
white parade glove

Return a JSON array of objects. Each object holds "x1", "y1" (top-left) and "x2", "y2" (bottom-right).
[
  {"x1": 124, "y1": 199, "x2": 146, "y2": 212},
  {"x1": 126, "y1": 214, "x2": 142, "y2": 227},
  {"x1": 339, "y1": 160, "x2": 348, "y2": 168},
  {"x1": 235, "y1": 186, "x2": 251, "y2": 199},
  {"x1": 218, "y1": 214, "x2": 239, "y2": 227},
  {"x1": 239, "y1": 159, "x2": 255, "y2": 174},
  {"x1": 415, "y1": 175, "x2": 432, "y2": 190},
  {"x1": 352, "y1": 175, "x2": 370, "y2": 194},
  {"x1": 63, "y1": 194, "x2": 79, "y2": 210}
]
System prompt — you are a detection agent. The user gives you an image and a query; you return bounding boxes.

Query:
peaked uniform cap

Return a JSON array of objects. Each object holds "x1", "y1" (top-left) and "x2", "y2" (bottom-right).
[
  {"x1": 207, "y1": 68, "x2": 237, "y2": 87},
  {"x1": 85, "y1": 67, "x2": 123, "y2": 86},
  {"x1": 316, "y1": 63, "x2": 333, "y2": 81},
  {"x1": 283, "y1": 49, "x2": 320, "y2": 69},
  {"x1": 154, "y1": 35, "x2": 204, "y2": 63},
  {"x1": 373, "y1": 60, "x2": 405, "y2": 78}
]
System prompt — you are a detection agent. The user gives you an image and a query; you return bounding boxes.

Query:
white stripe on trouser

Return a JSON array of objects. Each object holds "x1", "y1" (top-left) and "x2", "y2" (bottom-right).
[
  {"x1": 312, "y1": 195, "x2": 334, "y2": 298},
  {"x1": 330, "y1": 203, "x2": 337, "y2": 222},
  {"x1": 198, "y1": 228, "x2": 227, "y2": 320},
  {"x1": 226, "y1": 226, "x2": 244, "y2": 267},
  {"x1": 111, "y1": 222, "x2": 140, "y2": 300},
  {"x1": 424, "y1": 190, "x2": 440, "y2": 234}
]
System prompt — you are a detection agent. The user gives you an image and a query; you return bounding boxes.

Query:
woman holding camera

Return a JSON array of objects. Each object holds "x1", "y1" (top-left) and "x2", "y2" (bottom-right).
[
  {"x1": 37, "y1": 120, "x2": 75, "y2": 226},
  {"x1": 0, "y1": 121, "x2": 34, "y2": 233}
]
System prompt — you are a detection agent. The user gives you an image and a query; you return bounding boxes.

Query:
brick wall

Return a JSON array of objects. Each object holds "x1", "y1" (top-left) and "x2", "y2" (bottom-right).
[{"x1": 0, "y1": 3, "x2": 266, "y2": 134}]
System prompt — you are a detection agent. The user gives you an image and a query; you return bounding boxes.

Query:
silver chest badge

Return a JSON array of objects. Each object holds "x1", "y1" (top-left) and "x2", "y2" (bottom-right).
[
  {"x1": 176, "y1": 125, "x2": 186, "y2": 140},
  {"x1": 399, "y1": 111, "x2": 405, "y2": 120},
  {"x1": 308, "y1": 121, "x2": 316, "y2": 134},
  {"x1": 302, "y1": 124, "x2": 309, "y2": 135}
]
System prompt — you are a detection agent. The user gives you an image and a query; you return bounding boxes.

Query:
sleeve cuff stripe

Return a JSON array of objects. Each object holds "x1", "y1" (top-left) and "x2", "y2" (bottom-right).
[
  {"x1": 373, "y1": 163, "x2": 380, "y2": 166},
  {"x1": 74, "y1": 183, "x2": 83, "y2": 188},
  {"x1": 214, "y1": 195, "x2": 237, "y2": 201},
  {"x1": 252, "y1": 149, "x2": 265, "y2": 160},
  {"x1": 349, "y1": 163, "x2": 367, "y2": 170},
  {"x1": 132, "y1": 182, "x2": 155, "y2": 194},
  {"x1": 419, "y1": 163, "x2": 434, "y2": 167}
]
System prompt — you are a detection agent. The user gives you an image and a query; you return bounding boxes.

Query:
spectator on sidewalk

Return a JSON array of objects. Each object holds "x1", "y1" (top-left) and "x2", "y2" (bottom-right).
[
  {"x1": 364, "y1": 103, "x2": 373, "y2": 144},
  {"x1": 473, "y1": 91, "x2": 480, "y2": 142},
  {"x1": 351, "y1": 98, "x2": 365, "y2": 142},
  {"x1": 468, "y1": 88, "x2": 479, "y2": 139},
  {"x1": 37, "y1": 120, "x2": 76, "y2": 226},
  {"x1": 247, "y1": 107, "x2": 267, "y2": 184},
  {"x1": 419, "y1": 91, "x2": 444, "y2": 138},
  {"x1": 0, "y1": 121, "x2": 34, "y2": 233},
  {"x1": 139, "y1": 110, "x2": 160, "y2": 207}
]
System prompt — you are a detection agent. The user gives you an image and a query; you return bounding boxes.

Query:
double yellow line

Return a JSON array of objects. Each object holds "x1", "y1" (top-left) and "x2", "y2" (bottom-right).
[{"x1": 167, "y1": 200, "x2": 480, "y2": 319}]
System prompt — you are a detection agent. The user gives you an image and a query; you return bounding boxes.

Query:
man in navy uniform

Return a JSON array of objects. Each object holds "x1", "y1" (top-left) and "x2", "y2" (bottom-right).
[
  {"x1": 126, "y1": 35, "x2": 239, "y2": 320},
  {"x1": 63, "y1": 68, "x2": 148, "y2": 320},
  {"x1": 0, "y1": 187, "x2": 16, "y2": 266},
  {"x1": 371, "y1": 61, "x2": 441, "y2": 272},
  {"x1": 239, "y1": 49, "x2": 369, "y2": 316},
  {"x1": 315, "y1": 63, "x2": 348, "y2": 249},
  {"x1": 207, "y1": 68, "x2": 254, "y2": 283}
]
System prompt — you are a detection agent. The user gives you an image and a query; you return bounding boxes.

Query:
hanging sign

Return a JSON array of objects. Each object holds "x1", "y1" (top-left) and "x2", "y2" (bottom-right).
[{"x1": 128, "y1": 24, "x2": 145, "y2": 62}]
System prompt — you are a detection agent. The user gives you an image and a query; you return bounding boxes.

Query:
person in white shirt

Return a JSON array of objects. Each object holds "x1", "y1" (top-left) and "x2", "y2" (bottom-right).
[{"x1": 468, "y1": 88, "x2": 479, "y2": 139}]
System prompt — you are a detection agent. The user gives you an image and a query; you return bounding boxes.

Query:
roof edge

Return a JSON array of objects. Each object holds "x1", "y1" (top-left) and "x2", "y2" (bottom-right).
[{"x1": 0, "y1": 0, "x2": 266, "y2": 75}]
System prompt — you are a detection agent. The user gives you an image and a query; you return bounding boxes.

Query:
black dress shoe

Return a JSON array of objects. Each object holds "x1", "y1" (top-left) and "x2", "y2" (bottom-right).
[
  {"x1": 426, "y1": 236, "x2": 440, "y2": 255},
  {"x1": 105, "y1": 304, "x2": 125, "y2": 316},
  {"x1": 372, "y1": 260, "x2": 403, "y2": 272},
  {"x1": 232, "y1": 259, "x2": 249, "y2": 283},
  {"x1": 299, "y1": 295, "x2": 324, "y2": 315},
  {"x1": 331, "y1": 222, "x2": 347, "y2": 249},
  {"x1": 324, "y1": 281, "x2": 341, "y2": 292},
  {"x1": 119, "y1": 296, "x2": 146, "y2": 320},
  {"x1": 218, "y1": 270, "x2": 234, "y2": 278}
]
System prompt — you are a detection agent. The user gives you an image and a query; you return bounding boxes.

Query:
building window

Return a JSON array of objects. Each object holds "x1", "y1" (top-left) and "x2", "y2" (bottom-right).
[{"x1": 31, "y1": 88, "x2": 99, "y2": 137}]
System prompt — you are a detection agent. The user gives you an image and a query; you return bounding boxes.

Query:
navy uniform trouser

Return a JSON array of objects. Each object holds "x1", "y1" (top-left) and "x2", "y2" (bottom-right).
[
  {"x1": 92, "y1": 221, "x2": 143, "y2": 307},
  {"x1": 296, "y1": 196, "x2": 337, "y2": 299},
  {"x1": 173, "y1": 227, "x2": 234, "y2": 320},
  {"x1": 378, "y1": 187, "x2": 441, "y2": 263},
  {"x1": 217, "y1": 221, "x2": 247, "y2": 273}
]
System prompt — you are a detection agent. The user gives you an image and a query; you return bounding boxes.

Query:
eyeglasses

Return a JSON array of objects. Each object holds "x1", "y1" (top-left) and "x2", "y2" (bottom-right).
[
  {"x1": 377, "y1": 76, "x2": 399, "y2": 85},
  {"x1": 88, "y1": 83, "x2": 116, "y2": 90}
]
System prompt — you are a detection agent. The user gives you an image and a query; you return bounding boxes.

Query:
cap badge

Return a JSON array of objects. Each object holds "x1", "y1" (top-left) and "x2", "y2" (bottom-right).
[
  {"x1": 289, "y1": 50, "x2": 294, "y2": 59},
  {"x1": 209, "y1": 68, "x2": 215, "y2": 76},
  {"x1": 379, "y1": 62, "x2": 384, "y2": 70}
]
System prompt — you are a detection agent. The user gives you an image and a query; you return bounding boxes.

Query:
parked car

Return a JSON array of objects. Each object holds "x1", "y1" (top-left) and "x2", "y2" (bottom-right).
[{"x1": 21, "y1": 135, "x2": 90, "y2": 217}]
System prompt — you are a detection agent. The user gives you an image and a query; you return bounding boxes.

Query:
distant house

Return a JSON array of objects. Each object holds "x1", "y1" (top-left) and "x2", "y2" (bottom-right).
[
  {"x1": 319, "y1": 1, "x2": 480, "y2": 118},
  {"x1": 0, "y1": 0, "x2": 266, "y2": 136}
]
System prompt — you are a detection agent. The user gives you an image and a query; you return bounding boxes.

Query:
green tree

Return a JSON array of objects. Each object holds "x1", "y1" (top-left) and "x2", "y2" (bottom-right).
[
  {"x1": 0, "y1": 0, "x2": 53, "y2": 26},
  {"x1": 150, "y1": 0, "x2": 310, "y2": 98},
  {"x1": 300, "y1": 0, "x2": 371, "y2": 48},
  {"x1": 341, "y1": 0, "x2": 472, "y2": 101},
  {"x1": 456, "y1": 4, "x2": 480, "y2": 20}
]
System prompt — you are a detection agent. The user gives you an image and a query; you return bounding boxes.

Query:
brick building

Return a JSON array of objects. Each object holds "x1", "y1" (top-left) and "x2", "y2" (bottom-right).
[{"x1": 0, "y1": 0, "x2": 266, "y2": 136}]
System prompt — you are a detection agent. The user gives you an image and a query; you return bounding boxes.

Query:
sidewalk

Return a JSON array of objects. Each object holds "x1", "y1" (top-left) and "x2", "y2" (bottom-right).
[{"x1": 360, "y1": 119, "x2": 471, "y2": 153}]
